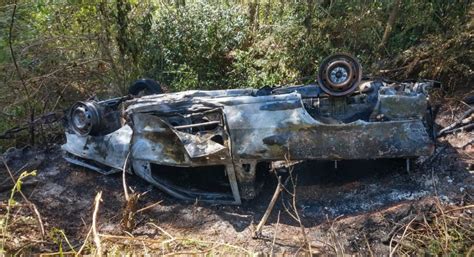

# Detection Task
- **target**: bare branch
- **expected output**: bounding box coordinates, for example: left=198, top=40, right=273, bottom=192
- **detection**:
left=270, top=210, right=281, bottom=256
left=253, top=176, right=283, bottom=238
left=8, top=0, right=35, bottom=145
left=92, top=191, right=103, bottom=256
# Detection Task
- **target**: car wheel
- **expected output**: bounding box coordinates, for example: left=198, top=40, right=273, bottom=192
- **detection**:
left=318, top=53, right=362, bottom=96
left=128, top=78, right=163, bottom=96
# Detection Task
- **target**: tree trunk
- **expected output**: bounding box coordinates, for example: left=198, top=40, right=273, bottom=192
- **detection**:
left=304, top=0, right=315, bottom=34
left=378, top=0, right=402, bottom=52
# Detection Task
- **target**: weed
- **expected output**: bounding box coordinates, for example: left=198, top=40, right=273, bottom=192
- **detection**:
left=0, top=170, right=36, bottom=253
left=390, top=201, right=473, bottom=255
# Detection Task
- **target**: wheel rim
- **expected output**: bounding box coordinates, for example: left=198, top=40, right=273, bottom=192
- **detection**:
left=318, top=53, right=362, bottom=96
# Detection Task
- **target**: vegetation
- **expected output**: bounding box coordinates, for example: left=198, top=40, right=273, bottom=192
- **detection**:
left=0, top=1, right=472, bottom=255
left=0, top=0, right=472, bottom=149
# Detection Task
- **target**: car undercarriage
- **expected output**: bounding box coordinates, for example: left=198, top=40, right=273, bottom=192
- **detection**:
left=62, top=54, right=436, bottom=204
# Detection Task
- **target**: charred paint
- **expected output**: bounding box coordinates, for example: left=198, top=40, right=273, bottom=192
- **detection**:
left=259, top=100, right=301, bottom=111
left=62, top=80, right=436, bottom=203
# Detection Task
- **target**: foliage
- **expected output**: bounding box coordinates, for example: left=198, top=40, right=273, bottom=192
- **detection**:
left=149, top=2, right=250, bottom=90
left=0, top=170, right=36, bottom=253
left=0, top=0, right=472, bottom=150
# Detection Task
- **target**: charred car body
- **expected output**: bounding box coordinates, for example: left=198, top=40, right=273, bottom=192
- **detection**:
left=62, top=54, right=435, bottom=204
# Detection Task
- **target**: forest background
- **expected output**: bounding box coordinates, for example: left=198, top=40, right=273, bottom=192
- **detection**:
left=0, top=0, right=472, bottom=150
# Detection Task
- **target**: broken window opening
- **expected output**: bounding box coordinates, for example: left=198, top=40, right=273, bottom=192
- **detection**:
left=149, top=164, right=232, bottom=194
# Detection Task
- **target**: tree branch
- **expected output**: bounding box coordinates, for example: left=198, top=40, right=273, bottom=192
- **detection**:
left=8, top=0, right=35, bottom=145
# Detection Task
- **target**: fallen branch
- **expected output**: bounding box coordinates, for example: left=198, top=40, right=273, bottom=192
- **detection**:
left=438, top=107, right=474, bottom=137
left=253, top=176, right=283, bottom=238
left=438, top=122, right=474, bottom=137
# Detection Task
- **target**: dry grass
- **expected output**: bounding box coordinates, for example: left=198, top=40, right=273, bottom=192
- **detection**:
left=0, top=201, right=254, bottom=256
left=0, top=158, right=472, bottom=255
left=389, top=200, right=473, bottom=256
left=1, top=194, right=473, bottom=255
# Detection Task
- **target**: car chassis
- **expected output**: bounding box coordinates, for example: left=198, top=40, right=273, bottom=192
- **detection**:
left=62, top=54, right=435, bottom=204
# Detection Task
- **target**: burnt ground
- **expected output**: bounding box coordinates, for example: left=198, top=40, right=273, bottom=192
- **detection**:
left=0, top=104, right=472, bottom=255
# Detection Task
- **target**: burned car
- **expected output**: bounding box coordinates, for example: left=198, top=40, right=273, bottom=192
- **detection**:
left=62, top=54, right=435, bottom=204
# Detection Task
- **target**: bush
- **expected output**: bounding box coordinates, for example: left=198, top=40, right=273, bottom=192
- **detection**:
left=0, top=0, right=472, bottom=150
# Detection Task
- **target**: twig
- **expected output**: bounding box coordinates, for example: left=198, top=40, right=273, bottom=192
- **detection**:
left=39, top=251, right=77, bottom=256
left=2, top=160, right=45, bottom=238
left=54, top=229, right=77, bottom=254
left=7, top=1, right=28, bottom=100
left=136, top=200, right=163, bottom=213
left=122, top=153, right=130, bottom=201
left=253, top=176, right=283, bottom=238
left=92, top=191, right=103, bottom=256
left=364, top=234, right=374, bottom=257
left=422, top=214, right=434, bottom=236
left=389, top=215, right=417, bottom=256
left=0, top=162, right=27, bottom=188
left=76, top=227, right=92, bottom=256
left=147, top=223, right=174, bottom=240
left=270, top=210, right=281, bottom=256
left=441, top=204, right=474, bottom=214
left=434, top=199, right=450, bottom=253
left=276, top=150, right=313, bottom=255
left=287, top=162, right=312, bottom=255
left=328, top=215, right=344, bottom=256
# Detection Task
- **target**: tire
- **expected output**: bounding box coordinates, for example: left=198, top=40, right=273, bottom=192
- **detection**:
left=317, top=53, right=362, bottom=97
left=128, top=78, right=163, bottom=96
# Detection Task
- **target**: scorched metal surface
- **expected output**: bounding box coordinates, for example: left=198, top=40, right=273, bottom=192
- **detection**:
left=62, top=54, right=435, bottom=204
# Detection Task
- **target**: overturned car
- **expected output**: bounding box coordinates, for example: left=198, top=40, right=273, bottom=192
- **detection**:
left=62, top=54, right=435, bottom=204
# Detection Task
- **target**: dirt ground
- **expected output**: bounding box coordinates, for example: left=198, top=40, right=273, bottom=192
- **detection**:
left=0, top=103, right=472, bottom=255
